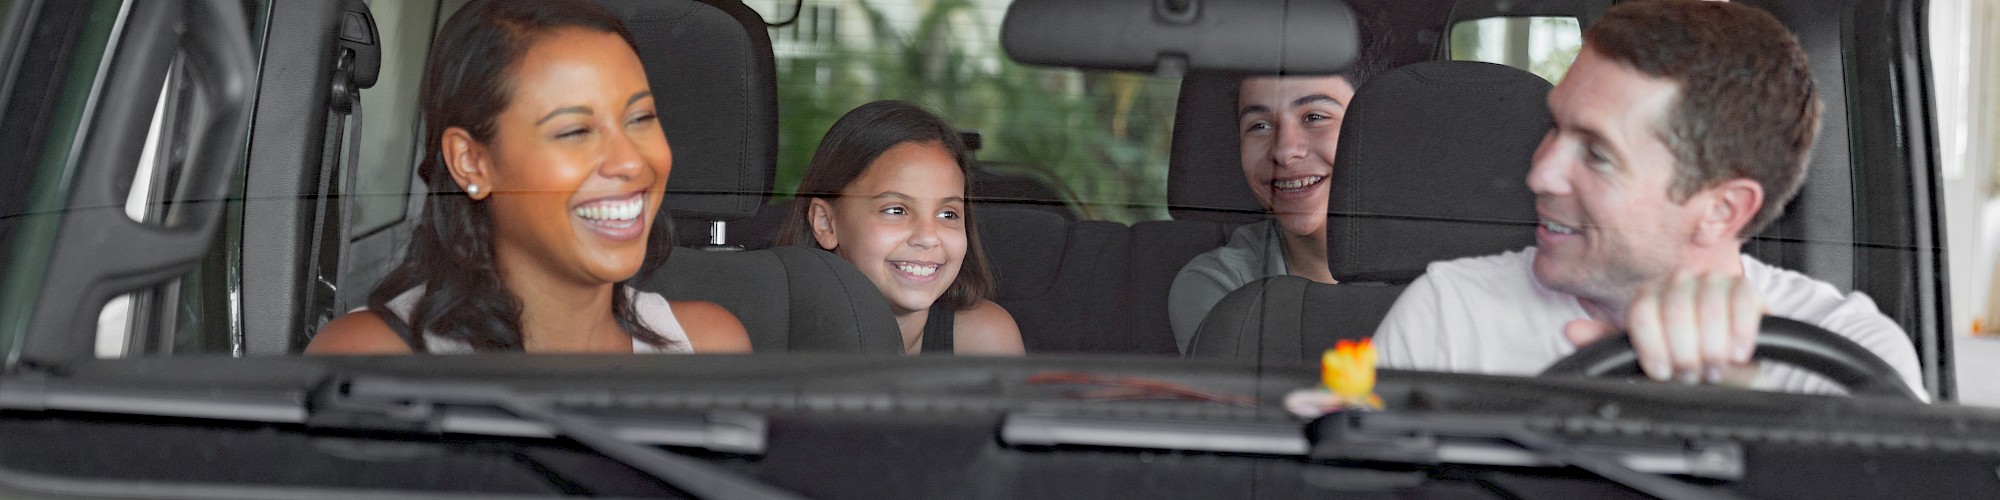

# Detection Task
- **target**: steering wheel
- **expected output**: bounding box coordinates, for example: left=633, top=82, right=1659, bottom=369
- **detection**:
left=1540, top=316, right=1919, bottom=401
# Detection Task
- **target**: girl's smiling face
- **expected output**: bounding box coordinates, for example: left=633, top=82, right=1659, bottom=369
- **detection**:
left=809, top=141, right=969, bottom=316
left=444, top=28, right=670, bottom=288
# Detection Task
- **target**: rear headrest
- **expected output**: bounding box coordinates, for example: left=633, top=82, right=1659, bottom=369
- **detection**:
left=1167, top=71, right=1265, bottom=224
left=978, top=207, right=1068, bottom=299
left=1327, top=61, right=1551, bottom=283
left=599, top=0, right=776, bottom=222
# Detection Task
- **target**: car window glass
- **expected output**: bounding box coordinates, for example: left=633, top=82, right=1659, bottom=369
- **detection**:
left=93, top=68, right=177, bottom=358
left=346, top=0, right=437, bottom=239
left=2, top=0, right=127, bottom=356
left=322, top=0, right=438, bottom=321
left=751, top=0, right=1181, bottom=223
left=90, top=0, right=273, bottom=357
left=99, top=57, right=240, bottom=358
left=1448, top=16, right=1582, bottom=84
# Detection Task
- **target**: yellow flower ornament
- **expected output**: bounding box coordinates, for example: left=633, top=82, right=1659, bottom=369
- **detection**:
left=1287, top=339, right=1384, bottom=417
left=1323, top=339, right=1384, bottom=409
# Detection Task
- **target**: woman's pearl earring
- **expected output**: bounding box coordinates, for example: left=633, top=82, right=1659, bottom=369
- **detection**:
left=467, top=184, right=480, bottom=197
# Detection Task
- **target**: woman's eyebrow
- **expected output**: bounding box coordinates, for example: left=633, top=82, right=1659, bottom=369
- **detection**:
left=870, top=191, right=914, bottom=201
left=533, top=92, right=651, bottom=126
left=536, top=106, right=590, bottom=125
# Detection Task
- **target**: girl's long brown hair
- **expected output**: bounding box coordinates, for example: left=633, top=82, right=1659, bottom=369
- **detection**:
left=777, top=100, right=995, bottom=311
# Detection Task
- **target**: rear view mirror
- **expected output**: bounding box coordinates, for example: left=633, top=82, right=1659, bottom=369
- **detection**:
left=1001, top=0, right=1359, bottom=76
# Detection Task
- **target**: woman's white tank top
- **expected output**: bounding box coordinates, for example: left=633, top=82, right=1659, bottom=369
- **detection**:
left=372, top=285, right=694, bottom=354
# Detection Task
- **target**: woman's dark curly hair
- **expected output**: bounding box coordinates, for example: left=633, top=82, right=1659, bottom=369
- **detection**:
left=366, top=0, right=676, bottom=351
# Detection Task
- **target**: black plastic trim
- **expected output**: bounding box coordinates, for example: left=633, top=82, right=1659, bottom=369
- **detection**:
left=238, top=0, right=345, bottom=356
left=21, top=0, right=255, bottom=362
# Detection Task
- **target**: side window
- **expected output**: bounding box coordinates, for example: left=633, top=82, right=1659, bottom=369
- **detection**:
left=95, top=63, right=186, bottom=358
left=86, top=0, right=272, bottom=357
left=1448, top=17, right=1582, bottom=84
left=754, top=0, right=1182, bottom=223
left=329, top=0, right=441, bottom=316
left=349, top=0, right=438, bottom=240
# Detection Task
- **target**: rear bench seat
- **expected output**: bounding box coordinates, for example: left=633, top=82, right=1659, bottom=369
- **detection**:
left=979, top=208, right=1141, bottom=353
left=974, top=71, right=1256, bottom=356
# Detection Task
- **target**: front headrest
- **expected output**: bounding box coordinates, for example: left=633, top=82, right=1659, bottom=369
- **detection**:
left=1167, top=71, right=1265, bottom=224
left=599, top=0, right=776, bottom=222
left=1327, top=61, right=1551, bottom=283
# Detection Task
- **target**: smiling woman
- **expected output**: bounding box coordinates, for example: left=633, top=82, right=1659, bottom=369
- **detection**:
left=306, top=0, right=749, bottom=354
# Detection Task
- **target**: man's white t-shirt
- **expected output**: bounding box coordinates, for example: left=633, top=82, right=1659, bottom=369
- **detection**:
left=1373, top=247, right=1925, bottom=398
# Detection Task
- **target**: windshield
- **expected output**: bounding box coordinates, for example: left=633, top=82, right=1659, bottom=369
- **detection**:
left=0, top=0, right=1992, bottom=496
left=0, top=0, right=1982, bottom=393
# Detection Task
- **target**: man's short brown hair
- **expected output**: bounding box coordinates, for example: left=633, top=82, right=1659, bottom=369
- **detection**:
left=1585, top=0, right=1822, bottom=237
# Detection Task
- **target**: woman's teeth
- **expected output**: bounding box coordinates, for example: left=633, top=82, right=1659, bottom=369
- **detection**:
left=575, top=197, right=643, bottom=224
left=895, top=263, right=938, bottom=277
left=1540, top=219, right=1579, bottom=235
left=1273, top=176, right=1325, bottom=190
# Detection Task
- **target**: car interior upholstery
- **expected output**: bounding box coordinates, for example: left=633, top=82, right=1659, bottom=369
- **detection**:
left=971, top=70, right=1265, bottom=356
left=596, top=0, right=778, bottom=251
left=600, top=0, right=902, bottom=353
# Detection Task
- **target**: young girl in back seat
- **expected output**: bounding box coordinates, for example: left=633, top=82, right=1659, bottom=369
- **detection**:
left=779, top=101, right=1025, bottom=355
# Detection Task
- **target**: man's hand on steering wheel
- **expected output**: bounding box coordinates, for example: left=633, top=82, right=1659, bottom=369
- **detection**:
left=1563, top=271, right=1767, bottom=385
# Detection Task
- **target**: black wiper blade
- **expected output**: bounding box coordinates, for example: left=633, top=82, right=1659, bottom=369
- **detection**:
left=1311, top=411, right=1743, bottom=500
left=311, top=375, right=804, bottom=500
left=0, top=367, right=767, bottom=454
left=0, top=370, right=307, bottom=423
left=1002, top=410, right=1309, bottom=455
left=999, top=407, right=1744, bottom=499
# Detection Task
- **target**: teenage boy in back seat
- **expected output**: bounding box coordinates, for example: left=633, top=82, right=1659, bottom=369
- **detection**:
left=1372, top=0, right=1922, bottom=397
left=1167, top=36, right=1392, bottom=353
left=1167, top=74, right=1352, bottom=354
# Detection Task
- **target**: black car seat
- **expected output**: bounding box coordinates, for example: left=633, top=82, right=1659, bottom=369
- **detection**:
left=651, top=245, right=902, bottom=353
left=976, top=70, right=1261, bottom=356
left=962, top=131, right=1082, bottom=221
left=1187, top=61, right=1551, bottom=365
left=605, top=0, right=901, bottom=353
left=597, top=0, right=776, bottom=251
left=970, top=162, right=1081, bottom=221
left=1162, top=71, right=1273, bottom=227
left=980, top=206, right=1146, bottom=353
left=1132, top=70, right=1271, bottom=355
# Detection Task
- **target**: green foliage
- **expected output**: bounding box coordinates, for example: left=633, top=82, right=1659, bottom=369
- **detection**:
left=1445, top=17, right=1581, bottom=85
left=1528, top=17, right=1581, bottom=84
left=770, top=0, right=1179, bottom=223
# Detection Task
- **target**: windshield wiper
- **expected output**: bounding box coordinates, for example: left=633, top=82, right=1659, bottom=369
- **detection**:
left=0, top=366, right=769, bottom=454
left=0, top=364, right=795, bottom=498
left=1000, top=408, right=1744, bottom=500
left=310, top=375, right=804, bottom=500
left=1308, top=411, right=1742, bottom=500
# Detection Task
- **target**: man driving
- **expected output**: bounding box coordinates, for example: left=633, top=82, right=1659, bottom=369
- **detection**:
left=1372, top=0, right=1924, bottom=397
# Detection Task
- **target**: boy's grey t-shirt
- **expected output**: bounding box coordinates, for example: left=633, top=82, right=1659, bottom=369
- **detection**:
left=1169, top=219, right=1290, bottom=353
